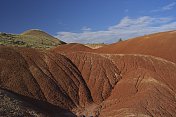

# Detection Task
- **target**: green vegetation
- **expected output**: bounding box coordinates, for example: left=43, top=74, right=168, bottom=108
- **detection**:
left=118, top=38, right=123, bottom=42
left=0, top=30, right=66, bottom=49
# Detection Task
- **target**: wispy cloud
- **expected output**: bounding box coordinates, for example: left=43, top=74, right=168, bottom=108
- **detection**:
left=81, top=26, right=91, bottom=32
left=163, top=2, right=176, bottom=10
left=55, top=16, right=176, bottom=44
left=124, top=9, right=129, bottom=13
left=151, top=2, right=176, bottom=12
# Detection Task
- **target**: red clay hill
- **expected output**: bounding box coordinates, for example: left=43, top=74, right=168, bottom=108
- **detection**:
left=51, top=43, right=93, bottom=53
left=95, top=30, right=176, bottom=63
left=1, top=30, right=176, bottom=116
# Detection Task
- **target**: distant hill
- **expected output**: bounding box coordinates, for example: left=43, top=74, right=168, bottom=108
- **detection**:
left=84, top=43, right=106, bottom=49
left=0, top=29, right=66, bottom=49
left=95, top=30, right=176, bottom=63
left=51, top=43, right=93, bottom=53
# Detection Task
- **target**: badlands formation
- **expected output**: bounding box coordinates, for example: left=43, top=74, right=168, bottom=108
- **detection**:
left=1, top=30, right=176, bottom=116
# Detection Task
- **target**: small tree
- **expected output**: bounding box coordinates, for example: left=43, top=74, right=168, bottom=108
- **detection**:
left=118, top=38, right=122, bottom=42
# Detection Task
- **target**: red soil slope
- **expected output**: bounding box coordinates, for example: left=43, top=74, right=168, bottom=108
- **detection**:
left=0, top=46, right=92, bottom=111
left=0, top=87, right=76, bottom=117
left=65, top=52, right=122, bottom=103
left=51, top=43, right=92, bottom=53
left=96, top=30, right=176, bottom=63
left=99, top=54, right=176, bottom=116
left=1, top=30, right=176, bottom=116
left=64, top=52, right=176, bottom=116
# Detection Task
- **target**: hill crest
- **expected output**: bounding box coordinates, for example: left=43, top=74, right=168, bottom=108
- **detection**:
left=0, top=29, right=66, bottom=49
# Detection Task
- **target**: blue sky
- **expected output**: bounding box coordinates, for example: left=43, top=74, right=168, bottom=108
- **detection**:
left=0, top=0, right=176, bottom=43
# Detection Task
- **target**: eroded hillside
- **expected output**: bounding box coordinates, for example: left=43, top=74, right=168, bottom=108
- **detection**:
left=1, top=30, right=176, bottom=117
left=64, top=52, right=176, bottom=116
left=95, top=30, right=176, bottom=63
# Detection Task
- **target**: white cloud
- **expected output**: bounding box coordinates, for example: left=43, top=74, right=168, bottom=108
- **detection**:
left=163, top=2, right=176, bottom=10
left=151, top=2, right=176, bottom=12
left=55, top=16, right=176, bottom=44
left=81, top=26, right=91, bottom=32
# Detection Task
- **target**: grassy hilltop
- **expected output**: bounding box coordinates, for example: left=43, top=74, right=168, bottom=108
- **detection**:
left=0, top=29, right=66, bottom=49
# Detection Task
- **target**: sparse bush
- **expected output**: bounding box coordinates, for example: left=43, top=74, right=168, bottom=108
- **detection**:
left=0, top=32, right=7, bottom=36
left=13, top=40, right=25, bottom=45
left=118, top=38, right=123, bottom=42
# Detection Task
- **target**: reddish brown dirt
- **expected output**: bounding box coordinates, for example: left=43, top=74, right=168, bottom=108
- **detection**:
left=0, top=87, right=76, bottom=117
left=99, top=54, right=176, bottom=117
left=64, top=52, right=176, bottom=117
left=1, top=30, right=176, bottom=117
left=65, top=52, right=122, bottom=104
left=95, top=30, right=176, bottom=63
left=51, top=43, right=93, bottom=53
left=0, top=46, right=92, bottom=111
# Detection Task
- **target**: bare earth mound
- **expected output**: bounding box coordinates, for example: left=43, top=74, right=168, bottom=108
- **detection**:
left=51, top=43, right=92, bottom=53
left=0, top=45, right=92, bottom=116
left=96, top=30, right=176, bottom=63
left=99, top=54, right=176, bottom=117
left=64, top=52, right=176, bottom=117
left=1, top=30, right=176, bottom=117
